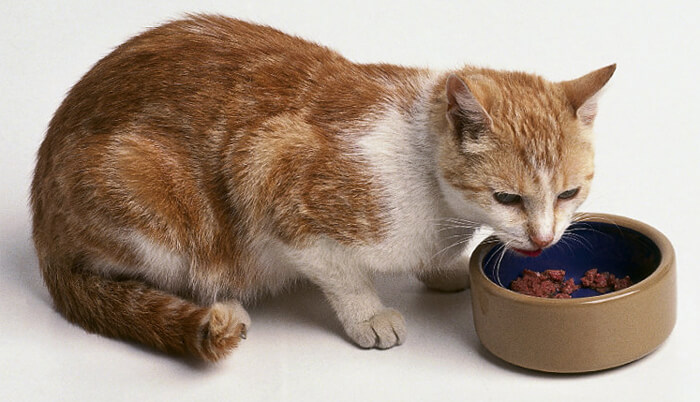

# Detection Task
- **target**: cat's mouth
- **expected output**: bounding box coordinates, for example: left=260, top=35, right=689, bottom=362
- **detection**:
left=512, top=248, right=543, bottom=257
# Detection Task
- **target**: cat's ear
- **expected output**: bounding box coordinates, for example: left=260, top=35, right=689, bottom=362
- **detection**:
left=561, top=64, right=616, bottom=126
left=445, top=74, right=493, bottom=140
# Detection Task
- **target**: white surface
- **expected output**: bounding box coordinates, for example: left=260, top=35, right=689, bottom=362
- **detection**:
left=1, top=1, right=699, bottom=401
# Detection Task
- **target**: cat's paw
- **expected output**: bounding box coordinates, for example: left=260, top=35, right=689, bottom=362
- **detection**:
left=198, top=301, right=251, bottom=362
left=418, top=267, right=470, bottom=292
left=346, top=308, right=406, bottom=349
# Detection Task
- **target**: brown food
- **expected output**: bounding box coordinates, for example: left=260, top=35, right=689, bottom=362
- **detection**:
left=510, top=268, right=633, bottom=298
left=509, top=269, right=580, bottom=298
left=580, top=268, right=633, bottom=293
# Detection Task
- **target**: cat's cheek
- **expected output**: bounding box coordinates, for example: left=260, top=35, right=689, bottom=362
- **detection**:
left=489, top=207, right=529, bottom=245
left=437, top=176, right=489, bottom=220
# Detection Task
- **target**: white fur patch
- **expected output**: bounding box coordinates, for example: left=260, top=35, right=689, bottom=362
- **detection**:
left=84, top=231, right=189, bottom=296
left=247, top=236, right=303, bottom=296
left=349, top=72, right=459, bottom=271
left=126, top=232, right=188, bottom=291
left=533, top=168, right=555, bottom=240
left=274, top=71, right=477, bottom=276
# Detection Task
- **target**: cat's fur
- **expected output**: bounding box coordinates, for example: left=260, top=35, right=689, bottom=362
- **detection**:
left=31, top=15, right=615, bottom=361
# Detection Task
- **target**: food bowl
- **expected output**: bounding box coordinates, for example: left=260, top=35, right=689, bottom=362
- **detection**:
left=469, top=213, right=676, bottom=373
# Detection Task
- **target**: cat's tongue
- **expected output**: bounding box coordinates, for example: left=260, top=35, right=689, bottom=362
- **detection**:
left=513, top=248, right=543, bottom=257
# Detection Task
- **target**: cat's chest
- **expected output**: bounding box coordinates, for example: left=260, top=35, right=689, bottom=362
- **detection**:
left=347, top=106, right=460, bottom=270
left=353, top=165, right=466, bottom=271
left=369, top=197, right=472, bottom=271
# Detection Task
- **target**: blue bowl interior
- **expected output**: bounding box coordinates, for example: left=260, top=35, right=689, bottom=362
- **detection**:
left=482, top=221, right=661, bottom=298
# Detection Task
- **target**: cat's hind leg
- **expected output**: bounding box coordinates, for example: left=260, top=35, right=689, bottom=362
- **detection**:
left=200, top=300, right=251, bottom=361
left=38, top=249, right=251, bottom=362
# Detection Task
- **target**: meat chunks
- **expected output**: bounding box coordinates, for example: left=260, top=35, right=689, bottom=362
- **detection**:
left=509, top=268, right=632, bottom=298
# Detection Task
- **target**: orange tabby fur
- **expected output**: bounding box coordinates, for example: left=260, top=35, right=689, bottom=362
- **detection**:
left=31, top=14, right=614, bottom=360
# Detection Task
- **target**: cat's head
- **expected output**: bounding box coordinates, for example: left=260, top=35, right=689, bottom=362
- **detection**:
left=435, top=65, right=615, bottom=256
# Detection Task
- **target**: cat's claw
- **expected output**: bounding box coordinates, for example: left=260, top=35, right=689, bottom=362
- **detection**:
left=198, top=301, right=251, bottom=361
left=347, top=308, right=406, bottom=349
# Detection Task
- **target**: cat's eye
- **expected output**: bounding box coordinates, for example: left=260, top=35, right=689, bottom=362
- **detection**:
left=493, top=192, right=522, bottom=205
left=558, top=188, right=580, bottom=200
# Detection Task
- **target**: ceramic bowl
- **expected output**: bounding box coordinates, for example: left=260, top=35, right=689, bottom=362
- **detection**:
left=469, top=213, right=676, bottom=373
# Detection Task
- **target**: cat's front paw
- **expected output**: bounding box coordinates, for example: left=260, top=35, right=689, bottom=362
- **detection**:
left=418, top=258, right=471, bottom=292
left=346, top=308, right=406, bottom=349
left=418, top=268, right=470, bottom=292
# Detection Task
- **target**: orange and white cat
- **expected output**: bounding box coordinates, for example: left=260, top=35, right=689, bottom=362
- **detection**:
left=31, top=15, right=614, bottom=361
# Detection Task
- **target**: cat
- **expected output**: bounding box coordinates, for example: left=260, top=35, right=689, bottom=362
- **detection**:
left=31, top=14, right=615, bottom=361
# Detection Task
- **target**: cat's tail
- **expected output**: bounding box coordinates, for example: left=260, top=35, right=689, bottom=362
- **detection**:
left=39, top=255, right=249, bottom=362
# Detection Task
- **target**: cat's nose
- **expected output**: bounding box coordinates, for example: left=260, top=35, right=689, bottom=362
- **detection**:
left=530, top=233, right=554, bottom=248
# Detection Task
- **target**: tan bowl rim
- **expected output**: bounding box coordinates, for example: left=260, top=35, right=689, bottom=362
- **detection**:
left=471, top=212, right=675, bottom=306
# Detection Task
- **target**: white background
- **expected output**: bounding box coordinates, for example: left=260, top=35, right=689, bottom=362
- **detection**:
left=1, top=1, right=699, bottom=401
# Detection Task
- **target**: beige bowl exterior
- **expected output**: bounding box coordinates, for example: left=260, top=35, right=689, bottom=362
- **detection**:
left=469, top=213, right=676, bottom=373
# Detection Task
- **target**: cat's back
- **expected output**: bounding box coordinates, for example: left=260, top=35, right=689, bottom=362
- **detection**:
left=34, top=16, right=338, bottom=256
left=47, top=15, right=345, bottom=137
left=32, top=15, right=423, bottom=260
left=45, top=14, right=420, bottom=144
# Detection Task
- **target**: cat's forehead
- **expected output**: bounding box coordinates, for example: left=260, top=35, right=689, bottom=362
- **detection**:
left=486, top=135, right=594, bottom=193
left=490, top=113, right=569, bottom=171
left=478, top=75, right=579, bottom=169
left=487, top=80, right=567, bottom=134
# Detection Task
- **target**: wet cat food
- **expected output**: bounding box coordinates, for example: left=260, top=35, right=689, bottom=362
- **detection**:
left=510, top=268, right=632, bottom=298
left=509, top=269, right=580, bottom=299
left=580, top=268, right=633, bottom=293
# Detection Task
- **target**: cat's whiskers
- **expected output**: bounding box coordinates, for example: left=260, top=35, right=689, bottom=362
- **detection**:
left=562, top=227, right=595, bottom=248
left=556, top=236, right=575, bottom=254
left=431, top=236, right=473, bottom=263
left=494, top=240, right=514, bottom=287
left=566, top=225, right=614, bottom=241
left=440, top=232, right=477, bottom=242
left=434, top=225, right=478, bottom=234
left=561, top=232, right=594, bottom=253
left=432, top=221, right=480, bottom=232
left=483, top=243, right=505, bottom=276
left=432, top=217, right=481, bottom=225
left=573, top=213, right=622, bottom=234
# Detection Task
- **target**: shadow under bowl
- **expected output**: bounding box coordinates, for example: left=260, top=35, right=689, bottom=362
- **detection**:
left=469, top=213, right=676, bottom=373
